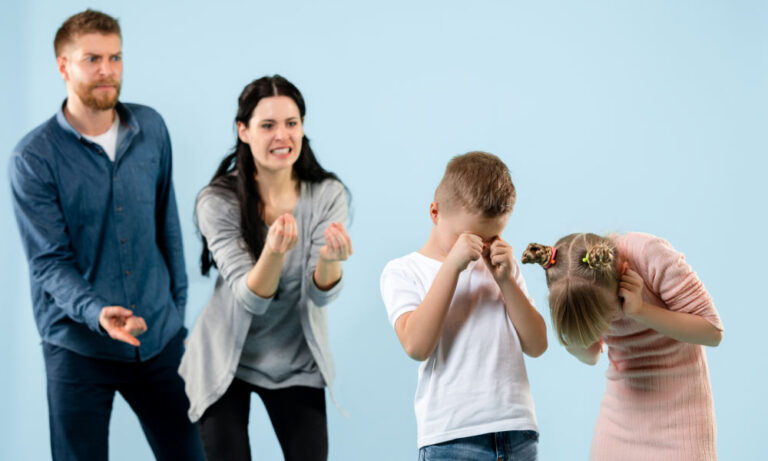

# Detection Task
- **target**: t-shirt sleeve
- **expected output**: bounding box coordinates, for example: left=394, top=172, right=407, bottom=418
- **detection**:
left=380, top=261, right=423, bottom=328
left=637, top=236, right=723, bottom=331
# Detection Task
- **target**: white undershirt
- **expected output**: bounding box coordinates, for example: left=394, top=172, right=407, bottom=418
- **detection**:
left=380, top=252, right=539, bottom=448
left=82, top=114, right=120, bottom=162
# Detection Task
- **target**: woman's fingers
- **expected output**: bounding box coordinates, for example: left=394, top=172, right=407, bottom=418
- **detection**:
left=322, top=224, right=353, bottom=261
left=269, top=214, right=299, bottom=253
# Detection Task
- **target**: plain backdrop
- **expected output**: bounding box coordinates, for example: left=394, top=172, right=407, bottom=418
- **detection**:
left=1, top=1, right=766, bottom=460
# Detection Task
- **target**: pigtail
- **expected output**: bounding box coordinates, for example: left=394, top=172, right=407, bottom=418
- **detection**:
left=522, top=243, right=557, bottom=269
left=582, top=241, right=617, bottom=277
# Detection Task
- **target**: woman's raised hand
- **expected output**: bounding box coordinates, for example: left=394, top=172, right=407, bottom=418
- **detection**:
left=265, top=214, right=299, bottom=255
left=318, top=222, right=353, bottom=262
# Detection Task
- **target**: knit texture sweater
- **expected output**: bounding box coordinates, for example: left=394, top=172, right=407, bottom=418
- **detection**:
left=591, top=232, right=722, bottom=461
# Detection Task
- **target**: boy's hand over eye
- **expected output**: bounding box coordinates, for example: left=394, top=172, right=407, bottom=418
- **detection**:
left=483, top=238, right=514, bottom=281
left=447, top=233, right=483, bottom=272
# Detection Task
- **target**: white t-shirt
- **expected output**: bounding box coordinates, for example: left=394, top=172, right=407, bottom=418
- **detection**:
left=380, top=252, right=538, bottom=448
left=82, top=114, right=120, bottom=162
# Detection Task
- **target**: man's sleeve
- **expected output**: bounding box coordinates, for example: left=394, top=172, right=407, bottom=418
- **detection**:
left=155, top=124, right=188, bottom=319
left=9, top=151, right=107, bottom=333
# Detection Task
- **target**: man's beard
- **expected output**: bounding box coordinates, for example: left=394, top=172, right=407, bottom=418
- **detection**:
left=76, top=79, right=122, bottom=110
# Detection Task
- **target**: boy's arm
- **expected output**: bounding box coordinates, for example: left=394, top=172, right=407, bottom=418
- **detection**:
left=497, top=276, right=548, bottom=357
left=393, top=233, right=483, bottom=361
left=486, top=239, right=548, bottom=357
left=394, top=263, right=461, bottom=361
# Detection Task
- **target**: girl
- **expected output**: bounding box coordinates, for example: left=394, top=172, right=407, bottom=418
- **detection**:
left=179, top=75, right=352, bottom=461
left=523, top=232, right=722, bottom=461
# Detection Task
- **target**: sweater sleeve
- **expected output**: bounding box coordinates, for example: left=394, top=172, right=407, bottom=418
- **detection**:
left=196, top=189, right=273, bottom=315
left=305, top=180, right=348, bottom=307
left=637, top=235, right=723, bottom=331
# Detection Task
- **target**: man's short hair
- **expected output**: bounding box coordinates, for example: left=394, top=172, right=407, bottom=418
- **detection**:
left=54, top=9, right=121, bottom=57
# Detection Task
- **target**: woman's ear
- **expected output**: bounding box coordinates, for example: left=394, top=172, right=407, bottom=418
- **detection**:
left=236, top=121, right=249, bottom=144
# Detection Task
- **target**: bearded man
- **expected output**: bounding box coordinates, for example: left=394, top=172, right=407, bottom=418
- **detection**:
left=9, top=9, right=204, bottom=461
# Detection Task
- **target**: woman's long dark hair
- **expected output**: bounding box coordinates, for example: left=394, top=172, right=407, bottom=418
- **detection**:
left=199, top=75, right=342, bottom=276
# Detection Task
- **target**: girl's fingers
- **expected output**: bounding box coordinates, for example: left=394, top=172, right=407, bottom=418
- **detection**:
left=619, top=261, right=629, bottom=276
left=625, top=276, right=643, bottom=290
left=619, top=281, right=637, bottom=292
left=618, top=288, right=629, bottom=301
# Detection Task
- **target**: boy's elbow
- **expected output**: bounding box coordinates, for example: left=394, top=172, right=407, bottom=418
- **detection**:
left=403, top=342, right=430, bottom=362
left=524, top=338, right=548, bottom=358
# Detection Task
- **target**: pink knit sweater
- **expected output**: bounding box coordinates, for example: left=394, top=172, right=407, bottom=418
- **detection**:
left=591, top=233, right=723, bottom=461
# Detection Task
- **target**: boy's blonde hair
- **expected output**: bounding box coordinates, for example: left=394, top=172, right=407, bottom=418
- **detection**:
left=522, top=233, right=619, bottom=347
left=435, top=151, right=516, bottom=217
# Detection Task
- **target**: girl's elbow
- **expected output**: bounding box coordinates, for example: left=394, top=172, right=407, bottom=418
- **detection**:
left=708, top=328, right=723, bottom=347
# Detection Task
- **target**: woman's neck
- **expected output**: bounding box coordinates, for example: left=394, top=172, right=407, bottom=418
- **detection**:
left=256, top=168, right=299, bottom=224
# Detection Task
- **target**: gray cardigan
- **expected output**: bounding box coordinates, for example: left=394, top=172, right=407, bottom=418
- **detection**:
left=179, top=179, right=347, bottom=421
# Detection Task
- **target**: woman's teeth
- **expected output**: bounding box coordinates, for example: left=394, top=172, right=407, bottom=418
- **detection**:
left=271, top=148, right=291, bottom=155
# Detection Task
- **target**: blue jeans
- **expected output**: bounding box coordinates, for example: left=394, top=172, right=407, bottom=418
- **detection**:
left=43, top=331, right=205, bottom=461
left=419, top=430, right=539, bottom=461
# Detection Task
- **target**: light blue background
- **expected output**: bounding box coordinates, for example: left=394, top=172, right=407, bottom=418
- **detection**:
left=2, top=1, right=766, bottom=460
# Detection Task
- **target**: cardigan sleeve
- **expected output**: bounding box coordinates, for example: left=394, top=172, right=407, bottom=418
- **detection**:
left=305, top=179, right=348, bottom=307
left=196, top=188, right=273, bottom=315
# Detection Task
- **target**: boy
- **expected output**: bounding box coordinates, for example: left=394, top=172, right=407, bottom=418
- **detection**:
left=380, top=151, right=547, bottom=460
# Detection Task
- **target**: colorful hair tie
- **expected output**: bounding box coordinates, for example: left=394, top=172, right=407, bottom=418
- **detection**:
left=582, top=252, right=590, bottom=264
left=543, top=248, right=557, bottom=269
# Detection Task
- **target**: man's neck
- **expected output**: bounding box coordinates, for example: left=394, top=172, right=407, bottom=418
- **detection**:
left=63, top=96, right=116, bottom=137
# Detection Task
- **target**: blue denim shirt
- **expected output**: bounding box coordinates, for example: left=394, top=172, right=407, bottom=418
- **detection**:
left=9, top=101, right=187, bottom=362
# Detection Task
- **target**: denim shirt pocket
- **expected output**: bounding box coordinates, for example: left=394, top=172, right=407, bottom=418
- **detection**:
left=123, top=158, right=159, bottom=206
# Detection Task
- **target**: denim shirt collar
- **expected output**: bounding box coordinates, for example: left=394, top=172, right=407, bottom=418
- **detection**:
left=54, top=99, right=141, bottom=161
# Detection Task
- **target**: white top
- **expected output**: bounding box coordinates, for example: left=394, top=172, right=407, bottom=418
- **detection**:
left=82, top=114, right=120, bottom=161
left=380, top=252, right=538, bottom=448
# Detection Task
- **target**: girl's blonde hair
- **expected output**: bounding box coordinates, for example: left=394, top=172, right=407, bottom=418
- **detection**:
left=522, top=233, right=619, bottom=347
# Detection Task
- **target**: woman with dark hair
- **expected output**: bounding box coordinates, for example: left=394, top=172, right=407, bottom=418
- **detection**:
left=179, top=75, right=352, bottom=461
